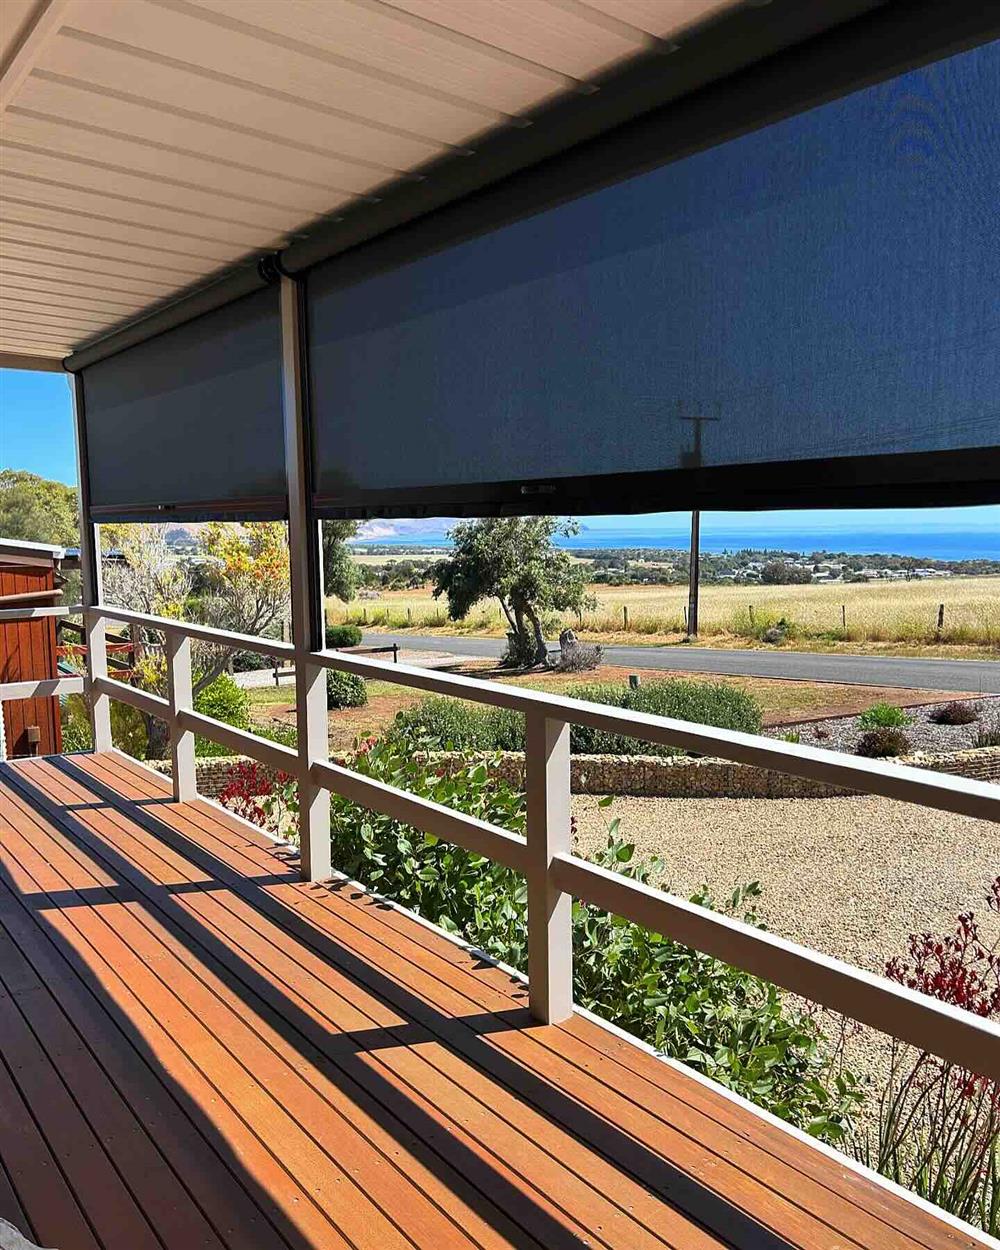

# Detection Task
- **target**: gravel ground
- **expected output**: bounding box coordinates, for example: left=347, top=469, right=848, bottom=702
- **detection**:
left=765, top=695, right=1000, bottom=753
left=572, top=793, right=999, bottom=976
left=572, top=792, right=999, bottom=1096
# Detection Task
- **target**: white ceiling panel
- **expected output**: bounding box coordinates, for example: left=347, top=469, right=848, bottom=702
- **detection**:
left=0, top=0, right=744, bottom=365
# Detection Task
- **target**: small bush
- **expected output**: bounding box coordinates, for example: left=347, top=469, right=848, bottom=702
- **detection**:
left=390, top=678, right=762, bottom=758
left=856, top=727, right=911, bottom=758
left=565, top=679, right=762, bottom=756
left=929, top=700, right=978, bottom=726
left=552, top=636, right=603, bottom=672
left=256, top=720, right=298, bottom=749
left=326, top=623, right=362, bottom=649
left=326, top=668, right=368, bottom=709
left=857, top=702, right=912, bottom=730
left=762, top=617, right=794, bottom=644
left=231, top=649, right=274, bottom=672
left=193, top=673, right=251, bottom=757
left=389, top=697, right=522, bottom=751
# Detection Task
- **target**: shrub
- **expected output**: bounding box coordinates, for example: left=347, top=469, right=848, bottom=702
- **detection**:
left=929, top=700, right=979, bottom=726
left=854, top=880, right=1000, bottom=1233
left=326, top=668, right=368, bottom=709
left=231, top=649, right=274, bottom=672
left=762, top=617, right=794, bottom=644
left=326, top=623, right=362, bottom=649
left=564, top=679, right=762, bottom=756
left=857, top=702, right=912, bottom=730
left=389, top=696, right=522, bottom=751
left=61, top=693, right=93, bottom=752
left=550, top=635, right=605, bottom=675
left=193, top=672, right=252, bottom=757
left=256, top=720, right=298, bottom=749
left=855, top=727, right=910, bottom=758
left=317, top=738, right=861, bottom=1141
left=390, top=679, right=763, bottom=757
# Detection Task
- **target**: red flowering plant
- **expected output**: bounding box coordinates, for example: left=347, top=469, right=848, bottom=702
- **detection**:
left=858, top=877, right=1000, bottom=1233
left=218, top=759, right=297, bottom=838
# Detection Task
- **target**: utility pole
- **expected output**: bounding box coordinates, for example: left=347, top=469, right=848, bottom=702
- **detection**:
left=687, top=510, right=700, bottom=637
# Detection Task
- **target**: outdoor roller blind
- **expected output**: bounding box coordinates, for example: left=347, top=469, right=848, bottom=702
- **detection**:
left=81, top=288, right=285, bottom=521
left=307, top=40, right=999, bottom=515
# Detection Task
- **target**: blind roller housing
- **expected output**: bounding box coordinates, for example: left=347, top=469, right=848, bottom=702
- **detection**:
left=307, top=42, right=999, bottom=516
left=82, top=288, right=285, bottom=522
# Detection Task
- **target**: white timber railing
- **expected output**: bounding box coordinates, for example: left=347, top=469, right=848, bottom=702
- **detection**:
left=2, top=599, right=998, bottom=1085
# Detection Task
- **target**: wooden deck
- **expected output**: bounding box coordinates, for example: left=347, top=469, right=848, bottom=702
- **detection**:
left=0, top=751, right=984, bottom=1250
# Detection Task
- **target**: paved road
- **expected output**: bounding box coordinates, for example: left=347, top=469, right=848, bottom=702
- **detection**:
left=361, top=632, right=1000, bottom=693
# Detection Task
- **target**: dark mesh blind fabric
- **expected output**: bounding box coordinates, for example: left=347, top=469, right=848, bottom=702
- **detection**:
left=307, top=42, right=999, bottom=512
left=82, top=288, right=285, bottom=520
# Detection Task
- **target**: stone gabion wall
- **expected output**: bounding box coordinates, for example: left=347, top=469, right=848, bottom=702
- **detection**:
left=151, top=745, right=1000, bottom=801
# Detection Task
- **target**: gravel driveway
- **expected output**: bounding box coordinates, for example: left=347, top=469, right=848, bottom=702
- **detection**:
left=572, top=793, right=999, bottom=981
left=572, top=792, right=999, bottom=1096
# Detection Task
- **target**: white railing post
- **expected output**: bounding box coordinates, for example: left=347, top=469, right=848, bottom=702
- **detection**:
left=280, top=272, right=331, bottom=882
left=525, top=711, right=573, bottom=1024
left=165, top=630, right=196, bottom=801
left=72, top=372, right=112, bottom=752
left=84, top=608, right=112, bottom=752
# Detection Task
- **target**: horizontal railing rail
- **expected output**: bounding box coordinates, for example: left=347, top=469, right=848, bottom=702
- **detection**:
left=0, top=604, right=82, bottom=623
left=0, top=676, right=85, bottom=701
left=33, top=602, right=1000, bottom=1079
left=315, top=648, right=1000, bottom=824
left=0, top=606, right=87, bottom=707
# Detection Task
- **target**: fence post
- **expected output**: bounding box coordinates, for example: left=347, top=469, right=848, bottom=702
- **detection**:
left=165, top=630, right=196, bottom=801
left=937, top=603, right=945, bottom=632
left=841, top=604, right=846, bottom=630
left=525, top=712, right=573, bottom=1024
left=622, top=605, right=629, bottom=631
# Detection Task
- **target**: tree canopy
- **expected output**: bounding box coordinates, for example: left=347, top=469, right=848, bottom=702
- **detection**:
left=0, top=469, right=78, bottom=547
left=322, top=519, right=359, bottom=602
left=431, top=517, right=591, bottom=666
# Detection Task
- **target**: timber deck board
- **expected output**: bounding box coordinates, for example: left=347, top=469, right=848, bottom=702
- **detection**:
left=0, top=750, right=984, bottom=1250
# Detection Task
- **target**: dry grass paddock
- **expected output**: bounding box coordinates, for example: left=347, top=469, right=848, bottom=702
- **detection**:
left=330, top=575, right=1000, bottom=650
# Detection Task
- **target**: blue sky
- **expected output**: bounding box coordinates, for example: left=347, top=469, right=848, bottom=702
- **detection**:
left=2, top=367, right=997, bottom=546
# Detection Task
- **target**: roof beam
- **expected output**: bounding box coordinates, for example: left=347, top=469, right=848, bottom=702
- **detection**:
left=0, top=350, right=65, bottom=371
left=0, top=0, right=73, bottom=112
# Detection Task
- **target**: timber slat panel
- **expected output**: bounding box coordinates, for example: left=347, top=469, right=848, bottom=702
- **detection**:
left=0, top=752, right=987, bottom=1250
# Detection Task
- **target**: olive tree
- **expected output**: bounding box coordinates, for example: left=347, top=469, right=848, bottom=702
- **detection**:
left=431, top=518, right=592, bottom=667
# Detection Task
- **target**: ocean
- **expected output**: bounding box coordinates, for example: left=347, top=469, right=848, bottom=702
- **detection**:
left=356, top=529, right=1000, bottom=560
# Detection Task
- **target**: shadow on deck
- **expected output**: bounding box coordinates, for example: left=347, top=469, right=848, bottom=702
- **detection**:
left=0, top=750, right=982, bottom=1250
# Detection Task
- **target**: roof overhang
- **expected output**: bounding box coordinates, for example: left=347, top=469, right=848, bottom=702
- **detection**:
left=2, top=0, right=948, bottom=370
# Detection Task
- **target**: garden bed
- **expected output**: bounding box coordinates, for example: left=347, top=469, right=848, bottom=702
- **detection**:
left=767, top=695, right=1000, bottom=754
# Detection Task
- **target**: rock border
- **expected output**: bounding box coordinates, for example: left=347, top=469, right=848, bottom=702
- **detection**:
left=150, top=744, right=1000, bottom=801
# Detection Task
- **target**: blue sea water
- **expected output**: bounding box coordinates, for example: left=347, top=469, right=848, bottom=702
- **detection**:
left=359, top=529, right=1000, bottom=560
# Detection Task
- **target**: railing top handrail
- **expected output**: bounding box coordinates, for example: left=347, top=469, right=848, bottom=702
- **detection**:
left=88, top=604, right=294, bottom=658
left=317, top=648, right=1000, bottom=825
left=82, top=603, right=1000, bottom=825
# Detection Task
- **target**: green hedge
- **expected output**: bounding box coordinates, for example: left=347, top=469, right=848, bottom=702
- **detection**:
left=194, top=673, right=251, bottom=757
left=327, top=668, right=368, bottom=709
left=326, top=623, right=363, bottom=648
left=389, top=678, right=762, bottom=757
